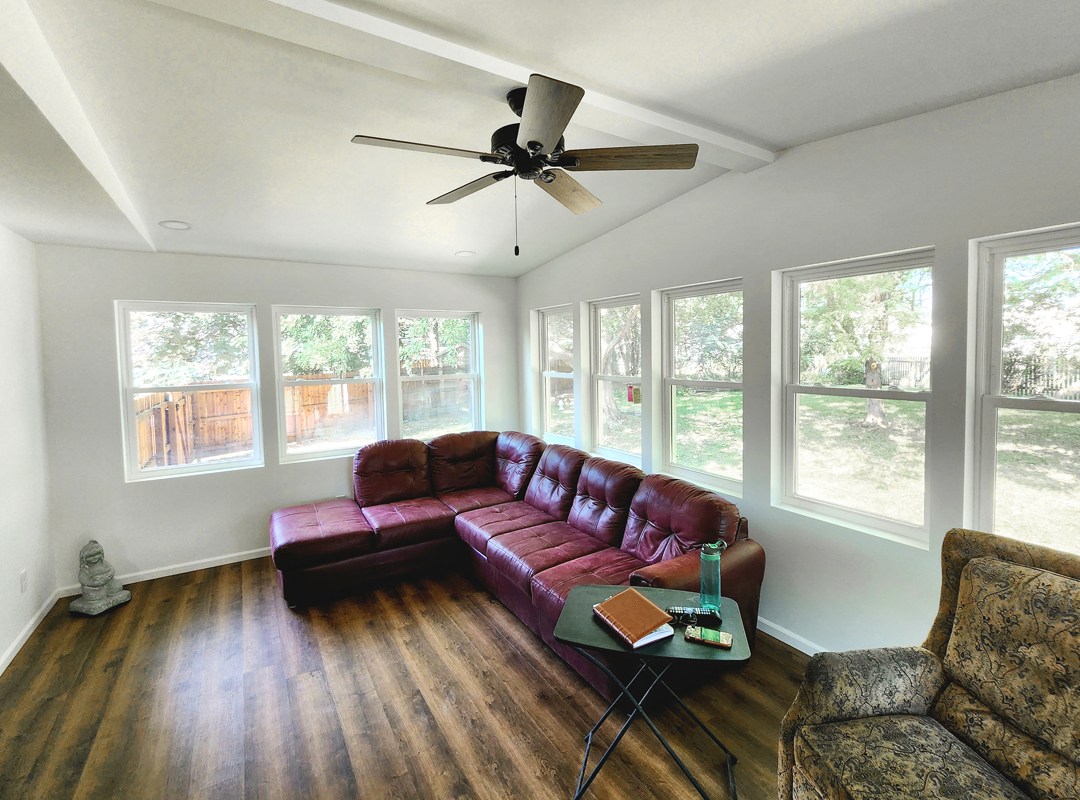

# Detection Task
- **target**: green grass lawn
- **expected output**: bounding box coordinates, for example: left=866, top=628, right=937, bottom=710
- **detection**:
left=671, top=388, right=742, bottom=480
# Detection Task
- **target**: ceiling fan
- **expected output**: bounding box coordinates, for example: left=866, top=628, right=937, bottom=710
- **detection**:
left=351, top=74, right=699, bottom=217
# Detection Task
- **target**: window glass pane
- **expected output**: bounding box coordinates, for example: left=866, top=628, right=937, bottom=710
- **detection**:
left=545, top=376, right=574, bottom=437
left=402, top=378, right=474, bottom=440
left=993, top=409, right=1080, bottom=553
left=597, top=304, right=641, bottom=377
left=597, top=380, right=641, bottom=455
left=673, top=293, right=742, bottom=382
left=799, top=268, right=932, bottom=390
left=795, top=394, right=925, bottom=525
left=280, top=314, right=373, bottom=380
left=544, top=311, right=574, bottom=373
left=399, top=316, right=473, bottom=376
left=1000, top=247, right=1080, bottom=399
left=284, top=383, right=377, bottom=455
left=134, top=389, right=254, bottom=469
left=130, top=310, right=250, bottom=386
left=671, top=387, right=742, bottom=480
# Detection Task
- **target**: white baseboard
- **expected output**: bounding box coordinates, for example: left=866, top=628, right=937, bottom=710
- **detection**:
left=1, top=546, right=272, bottom=680
left=0, top=588, right=63, bottom=679
left=758, top=616, right=824, bottom=656
left=55, top=546, right=272, bottom=597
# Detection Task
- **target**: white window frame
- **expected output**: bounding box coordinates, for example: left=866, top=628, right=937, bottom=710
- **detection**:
left=780, top=248, right=934, bottom=544
left=272, top=305, right=385, bottom=463
left=115, top=300, right=263, bottom=482
left=539, top=305, right=575, bottom=444
left=590, top=295, right=643, bottom=466
left=396, top=310, right=482, bottom=437
left=974, top=225, right=1080, bottom=533
left=662, top=279, right=743, bottom=494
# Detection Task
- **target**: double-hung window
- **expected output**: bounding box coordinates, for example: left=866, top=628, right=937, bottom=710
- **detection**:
left=663, top=281, right=743, bottom=488
left=116, top=300, right=262, bottom=480
left=976, top=228, right=1080, bottom=554
left=539, top=306, right=575, bottom=441
left=398, top=312, right=481, bottom=440
left=591, top=298, right=642, bottom=459
left=273, top=306, right=383, bottom=461
left=781, top=250, right=933, bottom=542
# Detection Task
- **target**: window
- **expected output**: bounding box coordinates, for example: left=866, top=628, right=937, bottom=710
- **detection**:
left=781, top=250, right=933, bottom=540
left=976, top=228, right=1080, bottom=554
left=591, top=298, right=642, bottom=458
left=273, top=306, right=383, bottom=461
left=663, top=282, right=743, bottom=487
left=539, top=306, right=575, bottom=441
left=398, top=312, right=480, bottom=440
left=116, top=301, right=262, bottom=480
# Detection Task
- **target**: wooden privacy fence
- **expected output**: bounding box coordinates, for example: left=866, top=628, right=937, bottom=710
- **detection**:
left=285, top=381, right=376, bottom=446
left=135, top=389, right=252, bottom=468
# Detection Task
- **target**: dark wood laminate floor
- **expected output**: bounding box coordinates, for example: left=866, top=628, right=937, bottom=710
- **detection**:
left=0, top=557, right=808, bottom=800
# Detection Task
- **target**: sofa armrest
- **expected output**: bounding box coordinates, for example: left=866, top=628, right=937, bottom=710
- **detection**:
left=629, top=537, right=763, bottom=591
left=778, top=646, right=946, bottom=800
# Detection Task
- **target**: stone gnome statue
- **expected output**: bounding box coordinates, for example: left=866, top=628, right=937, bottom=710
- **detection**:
left=69, top=540, right=131, bottom=615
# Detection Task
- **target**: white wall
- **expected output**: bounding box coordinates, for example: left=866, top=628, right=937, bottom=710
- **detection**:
left=517, top=74, right=1080, bottom=653
left=0, top=224, right=53, bottom=672
left=36, top=247, right=519, bottom=589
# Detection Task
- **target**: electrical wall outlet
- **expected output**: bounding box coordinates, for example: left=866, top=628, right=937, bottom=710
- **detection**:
left=19, top=569, right=28, bottom=594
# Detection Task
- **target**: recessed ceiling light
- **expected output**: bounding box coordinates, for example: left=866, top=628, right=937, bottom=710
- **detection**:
left=159, top=220, right=192, bottom=231
left=455, top=250, right=476, bottom=258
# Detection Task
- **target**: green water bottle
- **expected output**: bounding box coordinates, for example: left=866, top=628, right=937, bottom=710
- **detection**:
left=699, top=541, right=726, bottom=611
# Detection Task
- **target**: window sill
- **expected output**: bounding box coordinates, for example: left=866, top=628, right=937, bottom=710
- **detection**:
left=660, top=465, right=742, bottom=500
left=125, top=460, right=265, bottom=483
left=591, top=446, right=642, bottom=469
left=279, top=448, right=362, bottom=465
left=773, top=500, right=930, bottom=551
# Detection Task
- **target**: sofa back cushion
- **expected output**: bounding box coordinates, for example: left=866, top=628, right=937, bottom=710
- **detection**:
left=944, top=556, right=1080, bottom=762
left=428, top=431, right=499, bottom=495
left=523, top=444, right=588, bottom=520
left=353, top=439, right=430, bottom=507
left=495, top=431, right=546, bottom=499
left=620, top=475, right=741, bottom=564
left=567, top=458, right=645, bottom=545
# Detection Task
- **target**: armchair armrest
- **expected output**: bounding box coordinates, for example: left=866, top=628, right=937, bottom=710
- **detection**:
left=778, top=646, right=945, bottom=800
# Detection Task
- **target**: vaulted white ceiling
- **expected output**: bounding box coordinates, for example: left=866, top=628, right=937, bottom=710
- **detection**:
left=2, top=0, right=1080, bottom=277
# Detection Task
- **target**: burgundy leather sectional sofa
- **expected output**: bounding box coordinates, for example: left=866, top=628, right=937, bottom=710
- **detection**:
left=269, top=430, right=766, bottom=691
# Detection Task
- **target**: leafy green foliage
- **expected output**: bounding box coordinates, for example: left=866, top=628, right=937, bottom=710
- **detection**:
left=398, top=316, right=473, bottom=376
left=673, top=292, right=742, bottom=381
left=598, top=304, right=640, bottom=377
left=130, top=311, right=250, bottom=386
left=280, top=314, right=372, bottom=379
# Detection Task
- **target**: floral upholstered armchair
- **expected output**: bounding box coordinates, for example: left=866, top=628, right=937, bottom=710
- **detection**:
left=779, top=528, right=1080, bottom=800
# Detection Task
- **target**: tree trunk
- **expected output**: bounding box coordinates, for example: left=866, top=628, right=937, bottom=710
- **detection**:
left=863, top=357, right=887, bottom=426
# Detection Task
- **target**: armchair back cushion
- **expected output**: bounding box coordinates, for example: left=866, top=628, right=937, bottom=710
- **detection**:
left=523, top=444, right=589, bottom=520
left=943, top=557, right=1080, bottom=761
left=567, top=458, right=645, bottom=546
left=495, top=431, right=546, bottom=498
left=620, top=475, right=740, bottom=565
left=353, top=439, right=430, bottom=507
left=428, top=431, right=499, bottom=495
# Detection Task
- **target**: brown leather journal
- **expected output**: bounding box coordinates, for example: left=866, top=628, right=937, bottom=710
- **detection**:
left=592, top=588, right=674, bottom=648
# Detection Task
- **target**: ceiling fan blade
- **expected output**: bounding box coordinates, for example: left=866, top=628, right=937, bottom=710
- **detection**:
left=534, top=169, right=602, bottom=215
left=516, top=74, right=585, bottom=156
left=352, top=134, right=501, bottom=162
left=427, top=171, right=513, bottom=205
left=560, top=144, right=699, bottom=171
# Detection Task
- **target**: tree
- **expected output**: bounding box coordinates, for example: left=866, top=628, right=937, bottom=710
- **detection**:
left=597, top=305, right=641, bottom=439
left=129, top=310, right=250, bottom=386
left=279, top=314, right=372, bottom=378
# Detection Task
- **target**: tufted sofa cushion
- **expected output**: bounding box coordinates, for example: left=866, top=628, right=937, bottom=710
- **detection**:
left=428, top=431, right=499, bottom=494
left=523, top=444, right=589, bottom=520
left=567, top=458, right=644, bottom=546
left=353, top=439, right=430, bottom=507
left=944, top=557, right=1080, bottom=763
left=620, top=474, right=741, bottom=564
left=495, top=431, right=546, bottom=498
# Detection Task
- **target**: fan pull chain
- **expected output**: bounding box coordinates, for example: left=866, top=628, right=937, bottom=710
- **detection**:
left=514, top=178, right=520, bottom=256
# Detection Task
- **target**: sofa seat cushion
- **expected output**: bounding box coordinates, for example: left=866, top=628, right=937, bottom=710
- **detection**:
left=454, top=501, right=556, bottom=556
left=270, top=499, right=375, bottom=570
left=794, top=715, right=1026, bottom=800
left=487, top=522, right=609, bottom=596
left=361, top=497, right=456, bottom=550
left=437, top=486, right=514, bottom=515
left=530, top=548, right=647, bottom=626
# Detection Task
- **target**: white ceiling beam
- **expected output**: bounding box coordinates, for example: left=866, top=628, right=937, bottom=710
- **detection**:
left=0, top=0, right=156, bottom=248
left=147, top=0, right=776, bottom=171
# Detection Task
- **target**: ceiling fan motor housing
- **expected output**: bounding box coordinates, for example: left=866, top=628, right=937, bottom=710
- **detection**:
left=491, top=123, right=564, bottom=180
